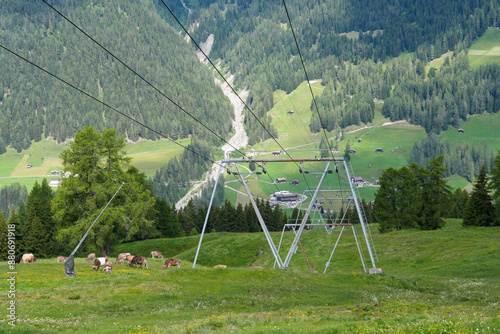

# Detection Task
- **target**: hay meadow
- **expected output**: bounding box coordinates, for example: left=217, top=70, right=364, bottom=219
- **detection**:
left=1, top=219, right=498, bottom=333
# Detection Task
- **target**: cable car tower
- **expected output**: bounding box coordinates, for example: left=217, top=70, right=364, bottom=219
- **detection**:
left=192, top=156, right=380, bottom=273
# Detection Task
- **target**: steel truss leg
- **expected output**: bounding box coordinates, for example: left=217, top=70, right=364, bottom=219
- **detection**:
left=235, top=164, right=284, bottom=268
left=343, top=160, right=376, bottom=269
left=282, top=162, right=331, bottom=268
left=324, top=226, right=345, bottom=273
left=192, top=163, right=223, bottom=268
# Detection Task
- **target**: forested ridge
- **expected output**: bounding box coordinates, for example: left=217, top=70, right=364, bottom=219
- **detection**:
left=1, top=0, right=499, bottom=150
left=0, top=0, right=233, bottom=153
left=189, top=0, right=499, bottom=144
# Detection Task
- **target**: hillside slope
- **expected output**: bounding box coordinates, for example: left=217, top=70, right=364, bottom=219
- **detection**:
left=1, top=219, right=498, bottom=333
left=0, top=0, right=233, bottom=152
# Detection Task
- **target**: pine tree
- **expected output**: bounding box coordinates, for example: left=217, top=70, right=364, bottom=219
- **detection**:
left=463, top=165, right=496, bottom=227
left=24, top=215, right=48, bottom=258
left=374, top=166, right=420, bottom=232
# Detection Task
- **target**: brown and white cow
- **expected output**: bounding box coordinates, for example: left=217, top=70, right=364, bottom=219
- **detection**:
left=103, top=261, right=113, bottom=274
left=115, top=253, right=130, bottom=264
left=22, top=253, right=36, bottom=263
left=86, top=253, right=96, bottom=262
left=150, top=251, right=164, bottom=259
left=125, top=255, right=135, bottom=264
left=163, top=258, right=181, bottom=269
left=129, top=256, right=148, bottom=269
left=92, top=257, right=108, bottom=271
left=57, top=256, right=67, bottom=263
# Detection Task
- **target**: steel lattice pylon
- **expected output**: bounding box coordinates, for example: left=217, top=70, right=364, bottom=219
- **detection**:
left=192, top=157, right=378, bottom=272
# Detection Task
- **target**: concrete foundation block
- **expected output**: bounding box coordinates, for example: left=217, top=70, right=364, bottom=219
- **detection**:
left=369, top=268, right=382, bottom=275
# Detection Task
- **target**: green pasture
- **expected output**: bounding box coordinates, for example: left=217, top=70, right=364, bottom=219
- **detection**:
left=468, top=27, right=500, bottom=68
left=342, top=122, right=427, bottom=182
left=445, top=174, right=470, bottom=191
left=439, top=112, right=500, bottom=152
left=426, top=51, right=453, bottom=73
left=128, top=149, right=184, bottom=176
left=0, top=137, right=189, bottom=191
left=1, top=219, right=498, bottom=333
left=0, top=149, right=24, bottom=178
left=253, top=80, right=326, bottom=151
left=125, top=137, right=190, bottom=154
left=0, top=176, right=51, bottom=190
left=223, top=180, right=240, bottom=205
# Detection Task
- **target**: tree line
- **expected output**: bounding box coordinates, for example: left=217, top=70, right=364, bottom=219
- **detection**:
left=410, top=133, right=496, bottom=182
left=0, top=127, right=289, bottom=259
left=374, top=153, right=500, bottom=233
left=2, top=128, right=499, bottom=259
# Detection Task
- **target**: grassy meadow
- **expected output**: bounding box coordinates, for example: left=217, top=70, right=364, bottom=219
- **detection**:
left=0, top=137, right=189, bottom=190
left=468, top=27, right=500, bottom=68
left=1, top=219, right=499, bottom=333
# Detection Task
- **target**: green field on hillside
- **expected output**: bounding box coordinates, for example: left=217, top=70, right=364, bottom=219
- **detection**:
left=469, top=27, right=500, bottom=68
left=1, top=219, right=498, bottom=333
left=253, top=80, right=327, bottom=151
left=0, top=137, right=189, bottom=191
left=439, top=112, right=500, bottom=152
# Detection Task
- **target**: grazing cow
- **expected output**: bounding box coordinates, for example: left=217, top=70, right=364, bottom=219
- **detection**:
left=57, top=256, right=67, bottom=263
left=150, top=251, right=164, bottom=259
left=115, top=253, right=130, bottom=264
left=14, top=256, right=21, bottom=264
left=163, top=258, right=181, bottom=269
left=92, top=257, right=108, bottom=271
left=125, top=255, right=135, bottom=264
left=103, top=261, right=113, bottom=274
left=129, top=256, right=148, bottom=269
left=22, top=253, right=36, bottom=263
left=86, top=253, right=96, bottom=262
left=213, top=264, right=227, bottom=269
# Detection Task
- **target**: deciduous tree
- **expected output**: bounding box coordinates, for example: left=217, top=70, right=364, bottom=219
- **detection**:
left=53, top=127, right=157, bottom=256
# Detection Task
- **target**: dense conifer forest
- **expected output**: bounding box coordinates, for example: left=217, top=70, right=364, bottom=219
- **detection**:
left=0, top=0, right=233, bottom=152
left=190, top=0, right=499, bottom=143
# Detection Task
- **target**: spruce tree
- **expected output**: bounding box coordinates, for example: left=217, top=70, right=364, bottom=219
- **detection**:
left=463, top=165, right=496, bottom=227
left=154, top=198, right=182, bottom=238
left=416, top=156, right=450, bottom=230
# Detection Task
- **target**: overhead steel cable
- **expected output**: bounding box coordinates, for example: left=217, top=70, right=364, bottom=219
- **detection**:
left=41, top=0, right=249, bottom=161
left=281, top=0, right=344, bottom=198
left=159, top=0, right=321, bottom=197
left=236, top=1, right=312, bottom=145
left=11, top=0, right=279, bottom=200
left=158, top=1, right=304, bottom=169
left=0, top=42, right=219, bottom=167
left=41, top=0, right=283, bottom=197
left=281, top=0, right=336, bottom=157
left=229, top=2, right=317, bottom=195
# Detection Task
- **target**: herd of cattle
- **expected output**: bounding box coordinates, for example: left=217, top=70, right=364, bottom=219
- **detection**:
left=86, top=251, right=182, bottom=274
left=15, top=251, right=182, bottom=274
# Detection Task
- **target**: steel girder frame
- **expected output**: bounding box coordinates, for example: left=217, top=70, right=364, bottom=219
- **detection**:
left=192, top=157, right=377, bottom=270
